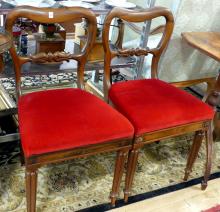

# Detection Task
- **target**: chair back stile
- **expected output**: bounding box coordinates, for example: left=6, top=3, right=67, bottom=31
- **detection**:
left=5, top=6, right=97, bottom=97
left=102, top=6, right=174, bottom=100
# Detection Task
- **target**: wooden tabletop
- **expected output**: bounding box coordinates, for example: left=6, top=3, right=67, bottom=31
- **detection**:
left=181, top=32, right=220, bottom=62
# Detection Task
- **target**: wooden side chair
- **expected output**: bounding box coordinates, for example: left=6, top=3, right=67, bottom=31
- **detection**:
left=103, top=7, right=214, bottom=202
left=6, top=6, right=134, bottom=211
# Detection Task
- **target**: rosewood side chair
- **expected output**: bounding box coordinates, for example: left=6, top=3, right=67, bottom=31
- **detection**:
left=103, top=7, right=214, bottom=202
left=6, top=6, right=134, bottom=211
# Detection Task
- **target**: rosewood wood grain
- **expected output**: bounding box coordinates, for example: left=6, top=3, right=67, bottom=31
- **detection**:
left=6, top=6, right=133, bottom=211
left=201, top=123, right=213, bottom=190
left=140, top=121, right=210, bottom=145
left=171, top=77, right=216, bottom=94
left=110, top=150, right=128, bottom=206
left=103, top=7, right=214, bottom=203
left=124, top=149, right=139, bottom=203
left=30, top=52, right=74, bottom=63
left=25, top=137, right=132, bottom=168
left=184, top=130, right=204, bottom=181
left=181, top=32, right=220, bottom=62
left=206, top=74, right=220, bottom=140
left=116, top=47, right=151, bottom=57
left=26, top=169, right=38, bottom=212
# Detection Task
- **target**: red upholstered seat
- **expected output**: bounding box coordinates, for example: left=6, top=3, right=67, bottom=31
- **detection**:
left=18, top=88, right=134, bottom=157
left=109, top=79, right=214, bottom=136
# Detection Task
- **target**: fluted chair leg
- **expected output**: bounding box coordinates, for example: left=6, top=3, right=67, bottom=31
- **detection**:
left=201, top=124, right=213, bottom=190
left=110, top=150, right=128, bottom=207
left=124, top=148, right=139, bottom=203
left=184, top=130, right=204, bottom=181
left=26, top=168, right=38, bottom=212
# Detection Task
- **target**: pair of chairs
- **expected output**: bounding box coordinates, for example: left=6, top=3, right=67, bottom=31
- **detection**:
left=5, top=5, right=214, bottom=212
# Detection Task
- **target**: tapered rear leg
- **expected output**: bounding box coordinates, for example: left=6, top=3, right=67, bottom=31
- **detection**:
left=184, top=131, right=204, bottom=181
left=201, top=123, right=213, bottom=190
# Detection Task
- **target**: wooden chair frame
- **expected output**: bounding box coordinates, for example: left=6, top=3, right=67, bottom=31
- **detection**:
left=103, top=6, right=213, bottom=202
left=6, top=6, right=133, bottom=211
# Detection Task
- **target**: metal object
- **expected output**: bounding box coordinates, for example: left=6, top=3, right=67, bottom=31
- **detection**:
left=0, top=133, right=20, bottom=143
left=21, top=33, right=28, bottom=55
left=136, top=0, right=156, bottom=78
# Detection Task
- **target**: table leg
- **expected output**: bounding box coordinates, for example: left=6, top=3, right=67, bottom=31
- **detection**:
left=206, top=72, right=220, bottom=140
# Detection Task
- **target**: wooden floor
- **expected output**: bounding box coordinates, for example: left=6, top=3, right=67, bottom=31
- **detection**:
left=110, top=178, right=220, bottom=212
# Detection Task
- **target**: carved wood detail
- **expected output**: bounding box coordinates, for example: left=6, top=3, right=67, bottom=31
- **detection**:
left=30, top=51, right=75, bottom=63
left=116, top=47, right=151, bottom=57
left=206, top=91, right=220, bottom=107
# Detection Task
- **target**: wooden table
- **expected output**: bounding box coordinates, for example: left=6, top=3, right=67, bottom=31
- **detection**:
left=182, top=32, right=220, bottom=138
left=35, top=33, right=65, bottom=54
left=182, top=32, right=220, bottom=62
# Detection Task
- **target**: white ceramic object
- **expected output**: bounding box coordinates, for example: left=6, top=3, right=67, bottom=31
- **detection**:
left=82, top=0, right=101, bottom=3
left=59, top=1, right=94, bottom=8
left=105, top=0, right=136, bottom=8
left=3, top=0, right=55, bottom=7
left=17, top=0, right=42, bottom=6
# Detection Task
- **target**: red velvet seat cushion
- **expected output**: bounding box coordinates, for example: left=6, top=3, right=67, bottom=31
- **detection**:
left=109, top=79, right=214, bottom=136
left=18, top=88, right=134, bottom=157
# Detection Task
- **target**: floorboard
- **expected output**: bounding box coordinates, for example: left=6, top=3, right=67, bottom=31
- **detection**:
left=110, top=178, right=220, bottom=212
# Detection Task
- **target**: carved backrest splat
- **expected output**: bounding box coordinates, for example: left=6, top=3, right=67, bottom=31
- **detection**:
left=5, top=6, right=97, bottom=97
left=116, top=47, right=153, bottom=57
left=102, top=7, right=174, bottom=99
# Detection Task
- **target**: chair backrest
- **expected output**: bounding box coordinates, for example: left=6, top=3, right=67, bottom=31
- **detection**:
left=5, top=6, right=97, bottom=98
left=102, top=6, right=174, bottom=99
